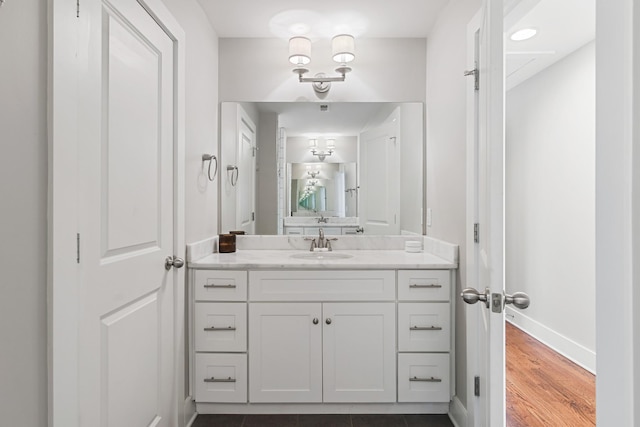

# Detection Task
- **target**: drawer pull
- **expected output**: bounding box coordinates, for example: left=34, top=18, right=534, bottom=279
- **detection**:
left=203, top=284, right=236, bottom=289
left=410, top=376, right=442, bottom=383
left=409, top=284, right=442, bottom=289
left=410, top=326, right=442, bottom=331
left=204, top=376, right=236, bottom=383
left=203, top=326, right=236, bottom=331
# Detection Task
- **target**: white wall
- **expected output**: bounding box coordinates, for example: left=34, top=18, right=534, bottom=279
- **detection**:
left=425, top=0, right=482, bottom=413
left=162, top=0, right=220, bottom=244
left=505, top=41, right=596, bottom=371
left=0, top=1, right=48, bottom=426
left=219, top=38, right=426, bottom=102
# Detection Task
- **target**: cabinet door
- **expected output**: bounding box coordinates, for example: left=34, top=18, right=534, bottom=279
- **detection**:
left=249, top=303, right=322, bottom=403
left=322, top=302, right=396, bottom=402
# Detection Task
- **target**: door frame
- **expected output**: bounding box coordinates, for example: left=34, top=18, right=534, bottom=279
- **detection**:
left=47, top=1, right=186, bottom=426
left=595, top=1, right=640, bottom=425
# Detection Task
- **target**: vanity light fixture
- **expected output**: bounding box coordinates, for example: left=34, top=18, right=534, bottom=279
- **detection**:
left=309, top=138, right=334, bottom=161
left=289, top=34, right=355, bottom=94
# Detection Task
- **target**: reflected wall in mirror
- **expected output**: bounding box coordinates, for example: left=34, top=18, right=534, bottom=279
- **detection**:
left=219, top=102, right=424, bottom=236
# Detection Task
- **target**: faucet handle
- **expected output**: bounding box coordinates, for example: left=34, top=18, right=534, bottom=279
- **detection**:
left=304, top=237, right=317, bottom=251
left=325, top=237, right=338, bottom=251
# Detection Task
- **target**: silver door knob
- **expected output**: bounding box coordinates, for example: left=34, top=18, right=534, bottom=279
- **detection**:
left=313, top=318, right=319, bottom=325
left=325, top=318, right=332, bottom=325
left=504, top=292, right=530, bottom=309
left=461, top=287, right=490, bottom=308
left=165, top=256, right=185, bottom=270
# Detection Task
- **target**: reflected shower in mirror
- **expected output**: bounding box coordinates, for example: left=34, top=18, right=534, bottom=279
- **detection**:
left=219, top=102, right=424, bottom=236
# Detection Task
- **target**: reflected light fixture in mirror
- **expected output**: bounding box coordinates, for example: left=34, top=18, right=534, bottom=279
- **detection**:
left=310, top=138, right=334, bottom=161
left=289, top=34, right=355, bottom=93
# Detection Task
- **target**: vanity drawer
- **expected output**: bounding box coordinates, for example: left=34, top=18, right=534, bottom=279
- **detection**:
left=249, top=270, right=396, bottom=301
left=398, top=353, right=450, bottom=403
left=195, top=303, right=247, bottom=352
left=398, top=303, right=450, bottom=352
left=397, top=270, right=451, bottom=301
left=194, top=270, right=247, bottom=301
left=195, top=353, right=247, bottom=403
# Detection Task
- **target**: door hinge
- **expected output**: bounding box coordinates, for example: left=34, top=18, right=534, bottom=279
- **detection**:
left=251, top=212, right=255, bottom=221
left=390, top=136, right=397, bottom=145
left=76, top=233, right=80, bottom=263
left=474, top=376, right=480, bottom=396
left=464, top=66, right=479, bottom=91
left=474, top=223, right=479, bottom=243
left=76, top=0, right=80, bottom=17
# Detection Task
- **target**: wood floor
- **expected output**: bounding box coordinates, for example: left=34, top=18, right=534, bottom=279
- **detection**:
left=506, top=322, right=596, bottom=427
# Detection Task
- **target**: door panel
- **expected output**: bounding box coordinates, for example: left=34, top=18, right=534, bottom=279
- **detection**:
left=248, top=303, right=322, bottom=402
left=237, top=116, right=256, bottom=233
left=359, top=118, right=400, bottom=235
left=77, top=0, right=176, bottom=425
left=323, top=303, right=396, bottom=402
left=466, top=1, right=505, bottom=426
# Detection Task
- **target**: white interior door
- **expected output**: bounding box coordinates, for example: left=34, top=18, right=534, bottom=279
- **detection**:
left=465, top=1, right=506, bottom=426
left=76, top=0, right=179, bottom=425
left=359, top=121, right=400, bottom=235
left=237, top=115, right=256, bottom=233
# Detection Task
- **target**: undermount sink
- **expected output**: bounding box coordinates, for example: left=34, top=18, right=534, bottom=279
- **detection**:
left=290, top=252, right=354, bottom=260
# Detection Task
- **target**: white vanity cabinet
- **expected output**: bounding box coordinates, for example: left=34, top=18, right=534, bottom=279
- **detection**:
left=249, top=301, right=396, bottom=404
left=190, top=265, right=454, bottom=413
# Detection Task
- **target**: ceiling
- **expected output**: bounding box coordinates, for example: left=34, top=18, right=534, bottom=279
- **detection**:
left=253, top=102, right=395, bottom=137
left=196, top=0, right=450, bottom=39
left=505, top=0, right=595, bottom=89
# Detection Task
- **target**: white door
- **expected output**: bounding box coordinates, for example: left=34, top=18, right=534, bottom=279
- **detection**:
left=236, top=114, right=256, bottom=234
left=76, top=0, right=180, bottom=425
left=322, top=302, right=396, bottom=403
left=465, top=2, right=505, bottom=426
left=248, top=303, right=323, bottom=403
left=359, top=120, right=400, bottom=235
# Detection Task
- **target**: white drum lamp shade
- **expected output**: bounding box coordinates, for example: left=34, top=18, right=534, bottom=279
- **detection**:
left=289, top=36, right=311, bottom=65
left=332, top=34, right=355, bottom=63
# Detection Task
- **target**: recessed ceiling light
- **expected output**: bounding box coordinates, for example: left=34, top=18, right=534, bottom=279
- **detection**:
left=510, top=28, right=537, bottom=41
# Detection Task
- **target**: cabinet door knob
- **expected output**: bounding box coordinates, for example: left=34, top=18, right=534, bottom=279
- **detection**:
left=313, top=318, right=319, bottom=325
left=325, top=318, right=332, bottom=325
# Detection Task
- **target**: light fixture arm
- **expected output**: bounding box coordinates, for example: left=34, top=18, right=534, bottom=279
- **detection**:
left=298, top=73, right=346, bottom=83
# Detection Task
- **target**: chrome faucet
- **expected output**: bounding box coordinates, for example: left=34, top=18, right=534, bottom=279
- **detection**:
left=304, top=228, right=337, bottom=251
left=317, top=228, right=326, bottom=248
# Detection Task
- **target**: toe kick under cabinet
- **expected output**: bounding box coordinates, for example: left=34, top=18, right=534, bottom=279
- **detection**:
left=190, top=268, right=455, bottom=413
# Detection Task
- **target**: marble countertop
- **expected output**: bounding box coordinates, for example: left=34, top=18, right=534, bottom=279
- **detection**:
left=189, top=249, right=456, bottom=270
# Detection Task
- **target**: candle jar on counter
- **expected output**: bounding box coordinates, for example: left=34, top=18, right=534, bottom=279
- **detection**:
left=218, top=233, right=236, bottom=253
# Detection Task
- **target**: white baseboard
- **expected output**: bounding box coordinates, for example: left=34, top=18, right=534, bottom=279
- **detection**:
left=505, top=307, right=596, bottom=374
left=448, top=395, right=467, bottom=427
left=184, top=396, right=196, bottom=427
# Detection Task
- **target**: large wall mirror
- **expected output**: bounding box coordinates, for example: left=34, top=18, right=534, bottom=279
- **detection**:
left=219, top=102, right=424, bottom=236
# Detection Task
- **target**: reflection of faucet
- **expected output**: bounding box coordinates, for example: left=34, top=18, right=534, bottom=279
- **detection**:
left=317, top=214, right=328, bottom=224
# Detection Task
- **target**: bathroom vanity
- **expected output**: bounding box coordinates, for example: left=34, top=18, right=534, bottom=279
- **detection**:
left=187, top=235, right=458, bottom=415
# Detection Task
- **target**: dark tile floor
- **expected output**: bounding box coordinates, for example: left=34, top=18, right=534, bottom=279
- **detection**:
left=192, top=414, right=453, bottom=427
